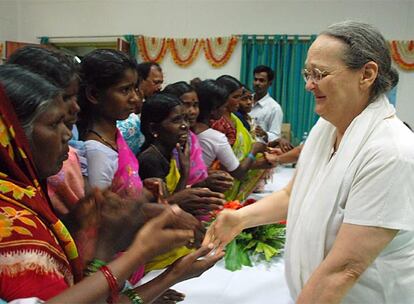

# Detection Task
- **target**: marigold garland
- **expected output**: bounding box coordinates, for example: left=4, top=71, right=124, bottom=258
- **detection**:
left=204, top=36, right=238, bottom=68
left=169, top=38, right=203, bottom=67
left=136, top=35, right=238, bottom=67
left=390, top=40, right=414, bottom=71
left=137, top=36, right=168, bottom=63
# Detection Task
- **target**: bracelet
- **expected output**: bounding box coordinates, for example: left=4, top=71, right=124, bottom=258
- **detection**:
left=100, top=265, right=120, bottom=303
left=85, top=258, right=107, bottom=276
left=123, top=289, right=144, bottom=304
left=247, top=152, right=256, bottom=162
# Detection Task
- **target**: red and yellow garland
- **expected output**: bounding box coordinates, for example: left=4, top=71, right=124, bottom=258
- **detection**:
left=390, top=40, right=414, bottom=71
left=137, top=36, right=168, bottom=63
left=169, top=38, right=203, bottom=67
left=204, top=36, right=238, bottom=68
left=136, top=35, right=238, bottom=68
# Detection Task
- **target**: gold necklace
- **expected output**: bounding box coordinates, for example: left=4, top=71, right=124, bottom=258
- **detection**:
left=88, top=129, right=118, bottom=152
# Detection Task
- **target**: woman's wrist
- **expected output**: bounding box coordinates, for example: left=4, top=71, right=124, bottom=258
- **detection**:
left=157, top=266, right=182, bottom=286
left=123, top=246, right=146, bottom=270
left=237, top=209, right=250, bottom=232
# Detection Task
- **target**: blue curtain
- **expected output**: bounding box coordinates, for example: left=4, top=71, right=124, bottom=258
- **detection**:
left=240, top=34, right=317, bottom=145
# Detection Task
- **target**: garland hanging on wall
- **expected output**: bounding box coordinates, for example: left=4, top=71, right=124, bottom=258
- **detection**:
left=204, top=36, right=238, bottom=67
left=137, top=36, right=168, bottom=63
left=390, top=40, right=414, bottom=71
left=169, top=38, right=203, bottom=67
left=136, top=35, right=238, bottom=68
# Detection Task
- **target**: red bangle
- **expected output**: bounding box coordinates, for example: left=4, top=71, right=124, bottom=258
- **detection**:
left=100, top=265, right=119, bottom=303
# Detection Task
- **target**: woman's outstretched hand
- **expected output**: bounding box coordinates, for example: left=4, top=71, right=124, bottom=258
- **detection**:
left=131, top=205, right=201, bottom=262
left=167, top=187, right=225, bottom=216
left=202, top=209, right=244, bottom=253
left=166, top=246, right=225, bottom=284
left=198, top=170, right=234, bottom=193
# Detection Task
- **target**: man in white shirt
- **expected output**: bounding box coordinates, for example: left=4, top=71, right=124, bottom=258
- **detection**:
left=251, top=65, right=292, bottom=151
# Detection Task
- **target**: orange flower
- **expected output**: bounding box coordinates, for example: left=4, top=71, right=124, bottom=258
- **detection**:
left=213, top=200, right=243, bottom=217
left=223, top=200, right=243, bottom=210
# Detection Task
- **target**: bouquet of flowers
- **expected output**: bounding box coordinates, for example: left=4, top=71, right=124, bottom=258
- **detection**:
left=213, top=199, right=286, bottom=271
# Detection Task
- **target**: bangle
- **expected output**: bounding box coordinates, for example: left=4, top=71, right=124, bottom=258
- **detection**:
left=85, top=258, right=107, bottom=276
left=247, top=152, right=256, bottom=161
left=100, top=265, right=120, bottom=303
left=123, top=289, right=144, bottom=304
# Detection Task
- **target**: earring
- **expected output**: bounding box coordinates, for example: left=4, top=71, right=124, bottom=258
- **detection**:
left=153, top=133, right=158, bottom=138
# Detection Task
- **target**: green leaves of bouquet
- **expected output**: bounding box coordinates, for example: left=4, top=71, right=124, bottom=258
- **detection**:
left=224, top=223, right=286, bottom=271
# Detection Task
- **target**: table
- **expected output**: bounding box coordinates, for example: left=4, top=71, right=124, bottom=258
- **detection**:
left=144, top=167, right=296, bottom=304
left=249, top=165, right=295, bottom=200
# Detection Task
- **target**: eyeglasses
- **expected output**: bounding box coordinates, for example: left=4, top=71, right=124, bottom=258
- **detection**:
left=302, top=68, right=329, bottom=84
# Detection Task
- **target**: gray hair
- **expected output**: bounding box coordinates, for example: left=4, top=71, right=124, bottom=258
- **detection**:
left=0, top=65, right=61, bottom=140
left=321, top=20, right=399, bottom=102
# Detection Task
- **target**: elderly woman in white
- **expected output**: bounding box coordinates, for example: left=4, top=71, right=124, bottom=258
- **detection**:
left=204, top=21, right=414, bottom=303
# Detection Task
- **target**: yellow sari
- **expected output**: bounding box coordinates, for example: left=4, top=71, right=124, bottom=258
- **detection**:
left=224, top=114, right=266, bottom=201
left=145, top=159, right=193, bottom=272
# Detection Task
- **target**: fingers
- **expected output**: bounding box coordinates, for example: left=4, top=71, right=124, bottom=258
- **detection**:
left=149, top=205, right=184, bottom=229
left=162, top=289, right=185, bottom=302
left=264, top=152, right=279, bottom=166
left=280, top=145, right=291, bottom=153
left=266, top=147, right=283, bottom=154
left=166, top=206, right=205, bottom=239
left=200, top=248, right=226, bottom=266
left=209, top=182, right=233, bottom=192
left=202, top=225, right=215, bottom=247
left=195, top=196, right=225, bottom=205
left=164, top=229, right=195, bottom=249
left=193, top=188, right=225, bottom=198
left=209, top=170, right=234, bottom=181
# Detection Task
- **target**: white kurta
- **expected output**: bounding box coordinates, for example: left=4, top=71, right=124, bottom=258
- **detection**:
left=285, top=95, right=414, bottom=303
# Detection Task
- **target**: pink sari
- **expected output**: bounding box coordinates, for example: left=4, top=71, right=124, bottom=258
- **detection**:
left=112, top=129, right=143, bottom=197
left=187, top=131, right=208, bottom=186
left=111, top=130, right=145, bottom=284
left=48, top=147, right=85, bottom=216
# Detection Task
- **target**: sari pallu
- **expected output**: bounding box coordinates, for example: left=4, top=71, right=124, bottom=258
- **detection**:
left=112, top=129, right=145, bottom=285
left=146, top=131, right=206, bottom=272
left=166, top=131, right=208, bottom=193
left=222, top=114, right=266, bottom=202
left=0, top=87, right=82, bottom=301
left=47, top=146, right=85, bottom=217
left=112, top=129, right=143, bottom=197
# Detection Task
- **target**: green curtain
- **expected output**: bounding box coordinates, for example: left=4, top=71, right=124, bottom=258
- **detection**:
left=40, top=36, right=49, bottom=45
left=124, top=34, right=138, bottom=61
left=240, top=34, right=317, bottom=145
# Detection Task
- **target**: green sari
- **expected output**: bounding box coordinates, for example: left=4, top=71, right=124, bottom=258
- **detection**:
left=224, top=114, right=266, bottom=201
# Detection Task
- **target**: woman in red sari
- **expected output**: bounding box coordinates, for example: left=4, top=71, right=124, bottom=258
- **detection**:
left=0, top=65, right=221, bottom=303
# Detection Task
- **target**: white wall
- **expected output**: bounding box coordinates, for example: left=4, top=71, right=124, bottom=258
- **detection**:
left=0, top=1, right=17, bottom=41
left=2, top=0, right=414, bottom=126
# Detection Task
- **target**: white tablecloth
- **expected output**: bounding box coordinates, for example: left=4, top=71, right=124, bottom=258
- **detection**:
left=144, top=167, right=296, bottom=304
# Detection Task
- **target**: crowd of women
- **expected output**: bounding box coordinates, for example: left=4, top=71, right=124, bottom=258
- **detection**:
left=0, top=20, right=413, bottom=304
left=0, top=33, right=284, bottom=303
